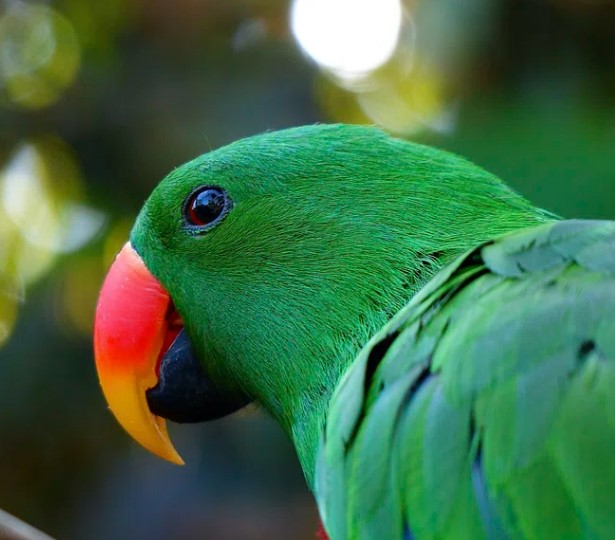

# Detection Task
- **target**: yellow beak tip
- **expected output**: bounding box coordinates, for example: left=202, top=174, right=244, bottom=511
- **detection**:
left=167, top=453, right=186, bottom=466
left=100, top=377, right=186, bottom=466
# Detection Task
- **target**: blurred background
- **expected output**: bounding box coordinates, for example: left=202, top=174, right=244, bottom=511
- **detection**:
left=0, top=0, right=614, bottom=538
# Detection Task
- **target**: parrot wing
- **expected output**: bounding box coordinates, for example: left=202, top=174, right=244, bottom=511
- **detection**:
left=316, top=219, right=615, bottom=540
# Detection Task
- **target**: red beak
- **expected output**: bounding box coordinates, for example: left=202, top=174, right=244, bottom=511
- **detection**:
left=94, top=242, right=184, bottom=464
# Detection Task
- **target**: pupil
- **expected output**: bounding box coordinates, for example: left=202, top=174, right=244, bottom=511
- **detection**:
left=191, top=189, right=224, bottom=224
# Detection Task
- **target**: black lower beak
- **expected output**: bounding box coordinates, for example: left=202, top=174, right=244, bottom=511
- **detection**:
left=146, top=329, right=250, bottom=423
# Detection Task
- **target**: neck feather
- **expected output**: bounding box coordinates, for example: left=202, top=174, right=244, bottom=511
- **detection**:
left=263, top=208, right=554, bottom=487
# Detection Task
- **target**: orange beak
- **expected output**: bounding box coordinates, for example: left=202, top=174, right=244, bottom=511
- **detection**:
left=94, top=242, right=184, bottom=465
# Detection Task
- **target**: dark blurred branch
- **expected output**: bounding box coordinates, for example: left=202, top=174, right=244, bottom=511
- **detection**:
left=0, top=509, right=54, bottom=540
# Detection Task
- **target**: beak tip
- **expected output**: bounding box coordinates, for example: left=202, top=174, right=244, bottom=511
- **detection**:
left=169, top=454, right=186, bottom=466
left=155, top=425, right=185, bottom=465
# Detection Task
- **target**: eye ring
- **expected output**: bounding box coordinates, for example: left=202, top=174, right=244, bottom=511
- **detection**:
left=183, top=186, right=232, bottom=233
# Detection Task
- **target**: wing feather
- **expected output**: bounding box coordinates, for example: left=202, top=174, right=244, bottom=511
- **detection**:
left=317, top=220, right=615, bottom=540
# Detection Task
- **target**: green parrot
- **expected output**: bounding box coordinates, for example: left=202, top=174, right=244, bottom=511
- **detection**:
left=94, top=124, right=615, bottom=540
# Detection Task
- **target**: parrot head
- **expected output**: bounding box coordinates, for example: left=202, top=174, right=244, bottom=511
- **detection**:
left=94, top=124, right=546, bottom=477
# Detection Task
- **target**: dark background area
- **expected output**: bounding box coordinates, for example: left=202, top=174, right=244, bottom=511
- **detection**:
left=0, top=0, right=614, bottom=538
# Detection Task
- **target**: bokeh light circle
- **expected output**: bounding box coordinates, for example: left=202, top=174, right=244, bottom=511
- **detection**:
left=291, top=0, right=403, bottom=77
left=0, top=3, right=81, bottom=109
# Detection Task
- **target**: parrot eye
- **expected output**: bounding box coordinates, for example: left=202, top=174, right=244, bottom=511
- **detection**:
left=184, top=186, right=231, bottom=230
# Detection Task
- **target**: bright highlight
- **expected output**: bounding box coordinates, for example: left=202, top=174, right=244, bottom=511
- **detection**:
left=291, top=0, right=402, bottom=77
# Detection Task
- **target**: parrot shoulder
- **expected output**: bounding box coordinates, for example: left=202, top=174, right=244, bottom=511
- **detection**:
left=316, top=219, right=615, bottom=540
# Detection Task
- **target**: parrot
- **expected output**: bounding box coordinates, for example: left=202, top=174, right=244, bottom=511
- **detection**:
left=93, top=124, right=615, bottom=540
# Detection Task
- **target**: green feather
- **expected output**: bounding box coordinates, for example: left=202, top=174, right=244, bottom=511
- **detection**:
left=317, top=219, right=615, bottom=539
